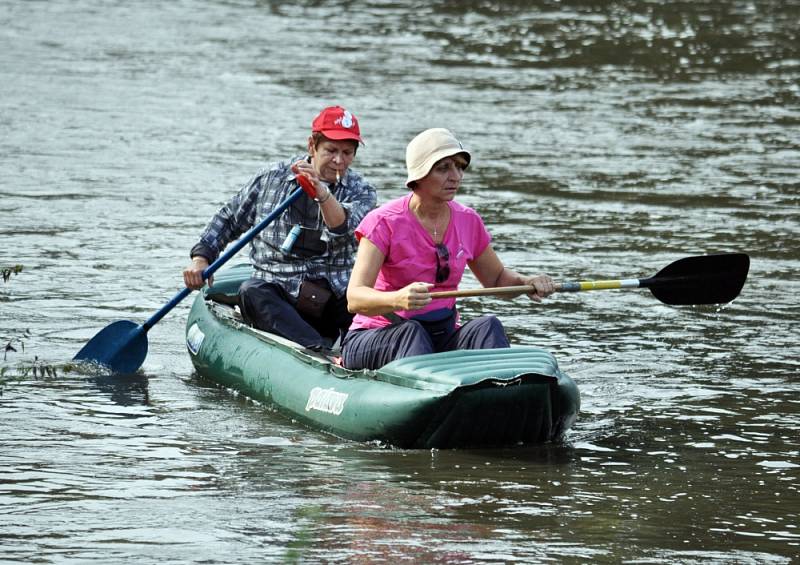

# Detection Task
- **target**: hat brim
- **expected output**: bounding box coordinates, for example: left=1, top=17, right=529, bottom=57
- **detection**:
left=405, top=149, right=471, bottom=188
left=316, top=129, right=364, bottom=145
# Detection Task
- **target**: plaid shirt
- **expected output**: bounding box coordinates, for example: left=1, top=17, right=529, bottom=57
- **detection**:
left=191, top=155, right=377, bottom=298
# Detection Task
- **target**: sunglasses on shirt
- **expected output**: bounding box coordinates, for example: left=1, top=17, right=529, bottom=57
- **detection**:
left=435, top=243, right=450, bottom=283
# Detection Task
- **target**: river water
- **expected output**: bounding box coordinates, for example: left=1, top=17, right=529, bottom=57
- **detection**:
left=1, top=1, right=798, bottom=563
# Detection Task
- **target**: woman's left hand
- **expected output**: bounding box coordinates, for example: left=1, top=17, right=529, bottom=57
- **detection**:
left=523, top=275, right=555, bottom=302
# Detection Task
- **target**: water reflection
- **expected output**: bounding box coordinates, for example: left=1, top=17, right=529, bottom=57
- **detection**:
left=90, top=373, right=150, bottom=407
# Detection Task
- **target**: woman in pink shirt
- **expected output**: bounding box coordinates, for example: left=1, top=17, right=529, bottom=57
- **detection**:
left=341, top=128, right=555, bottom=370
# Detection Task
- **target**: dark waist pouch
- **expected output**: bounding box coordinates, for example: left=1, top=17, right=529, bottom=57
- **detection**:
left=296, top=279, right=333, bottom=319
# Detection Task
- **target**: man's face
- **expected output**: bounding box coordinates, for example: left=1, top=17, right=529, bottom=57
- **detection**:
left=309, top=138, right=357, bottom=183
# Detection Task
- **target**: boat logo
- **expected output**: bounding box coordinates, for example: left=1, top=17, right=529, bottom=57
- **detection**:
left=186, top=323, right=205, bottom=355
left=305, top=387, right=348, bottom=416
left=492, top=377, right=522, bottom=387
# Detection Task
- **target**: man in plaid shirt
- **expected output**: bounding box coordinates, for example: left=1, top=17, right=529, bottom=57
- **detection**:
left=183, top=106, right=377, bottom=351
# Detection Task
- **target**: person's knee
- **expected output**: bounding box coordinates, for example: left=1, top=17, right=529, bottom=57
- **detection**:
left=239, top=278, right=264, bottom=298
left=239, top=279, right=285, bottom=306
left=394, top=320, right=431, bottom=343
left=237, top=279, right=285, bottom=328
left=395, top=321, right=434, bottom=354
left=484, top=315, right=510, bottom=346
left=399, top=320, right=428, bottom=339
left=468, top=315, right=509, bottom=348
left=238, top=279, right=258, bottom=305
left=484, top=315, right=505, bottom=331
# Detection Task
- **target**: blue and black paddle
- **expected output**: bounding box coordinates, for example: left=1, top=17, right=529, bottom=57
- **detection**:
left=74, top=186, right=308, bottom=374
left=431, top=253, right=750, bottom=305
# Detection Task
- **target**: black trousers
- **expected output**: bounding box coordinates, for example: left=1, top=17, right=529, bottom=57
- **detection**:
left=238, top=278, right=352, bottom=349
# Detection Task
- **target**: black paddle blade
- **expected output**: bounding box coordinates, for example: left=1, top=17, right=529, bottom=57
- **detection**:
left=641, top=253, right=750, bottom=305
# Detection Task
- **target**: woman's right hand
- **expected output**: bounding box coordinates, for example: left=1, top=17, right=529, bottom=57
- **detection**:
left=394, top=282, right=434, bottom=311
left=183, top=256, right=210, bottom=290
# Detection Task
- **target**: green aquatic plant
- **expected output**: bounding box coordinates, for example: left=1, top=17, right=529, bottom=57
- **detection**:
left=0, top=329, right=62, bottom=394
left=0, top=355, right=61, bottom=395
left=2, top=264, right=23, bottom=283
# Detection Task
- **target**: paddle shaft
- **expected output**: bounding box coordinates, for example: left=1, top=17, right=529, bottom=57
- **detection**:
left=429, top=279, right=644, bottom=299
left=428, top=252, right=750, bottom=305
left=142, top=188, right=304, bottom=331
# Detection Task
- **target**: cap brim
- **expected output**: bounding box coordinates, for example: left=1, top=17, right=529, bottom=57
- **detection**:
left=317, top=129, right=364, bottom=145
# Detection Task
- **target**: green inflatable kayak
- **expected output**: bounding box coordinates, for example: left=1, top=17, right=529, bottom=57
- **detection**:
left=185, top=265, right=580, bottom=449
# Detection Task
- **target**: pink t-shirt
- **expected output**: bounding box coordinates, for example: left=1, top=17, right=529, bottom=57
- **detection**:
left=349, top=193, right=492, bottom=330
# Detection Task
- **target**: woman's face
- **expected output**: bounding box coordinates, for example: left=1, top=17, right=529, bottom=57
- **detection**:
left=414, top=154, right=467, bottom=200
left=309, top=138, right=357, bottom=183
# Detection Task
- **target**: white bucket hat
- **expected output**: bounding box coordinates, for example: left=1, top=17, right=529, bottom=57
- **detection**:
left=405, top=128, right=471, bottom=188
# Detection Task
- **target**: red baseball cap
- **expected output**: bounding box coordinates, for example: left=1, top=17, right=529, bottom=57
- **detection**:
left=311, top=105, right=364, bottom=144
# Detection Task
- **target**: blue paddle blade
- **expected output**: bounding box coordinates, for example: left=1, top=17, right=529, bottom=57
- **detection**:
left=73, top=320, right=148, bottom=374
